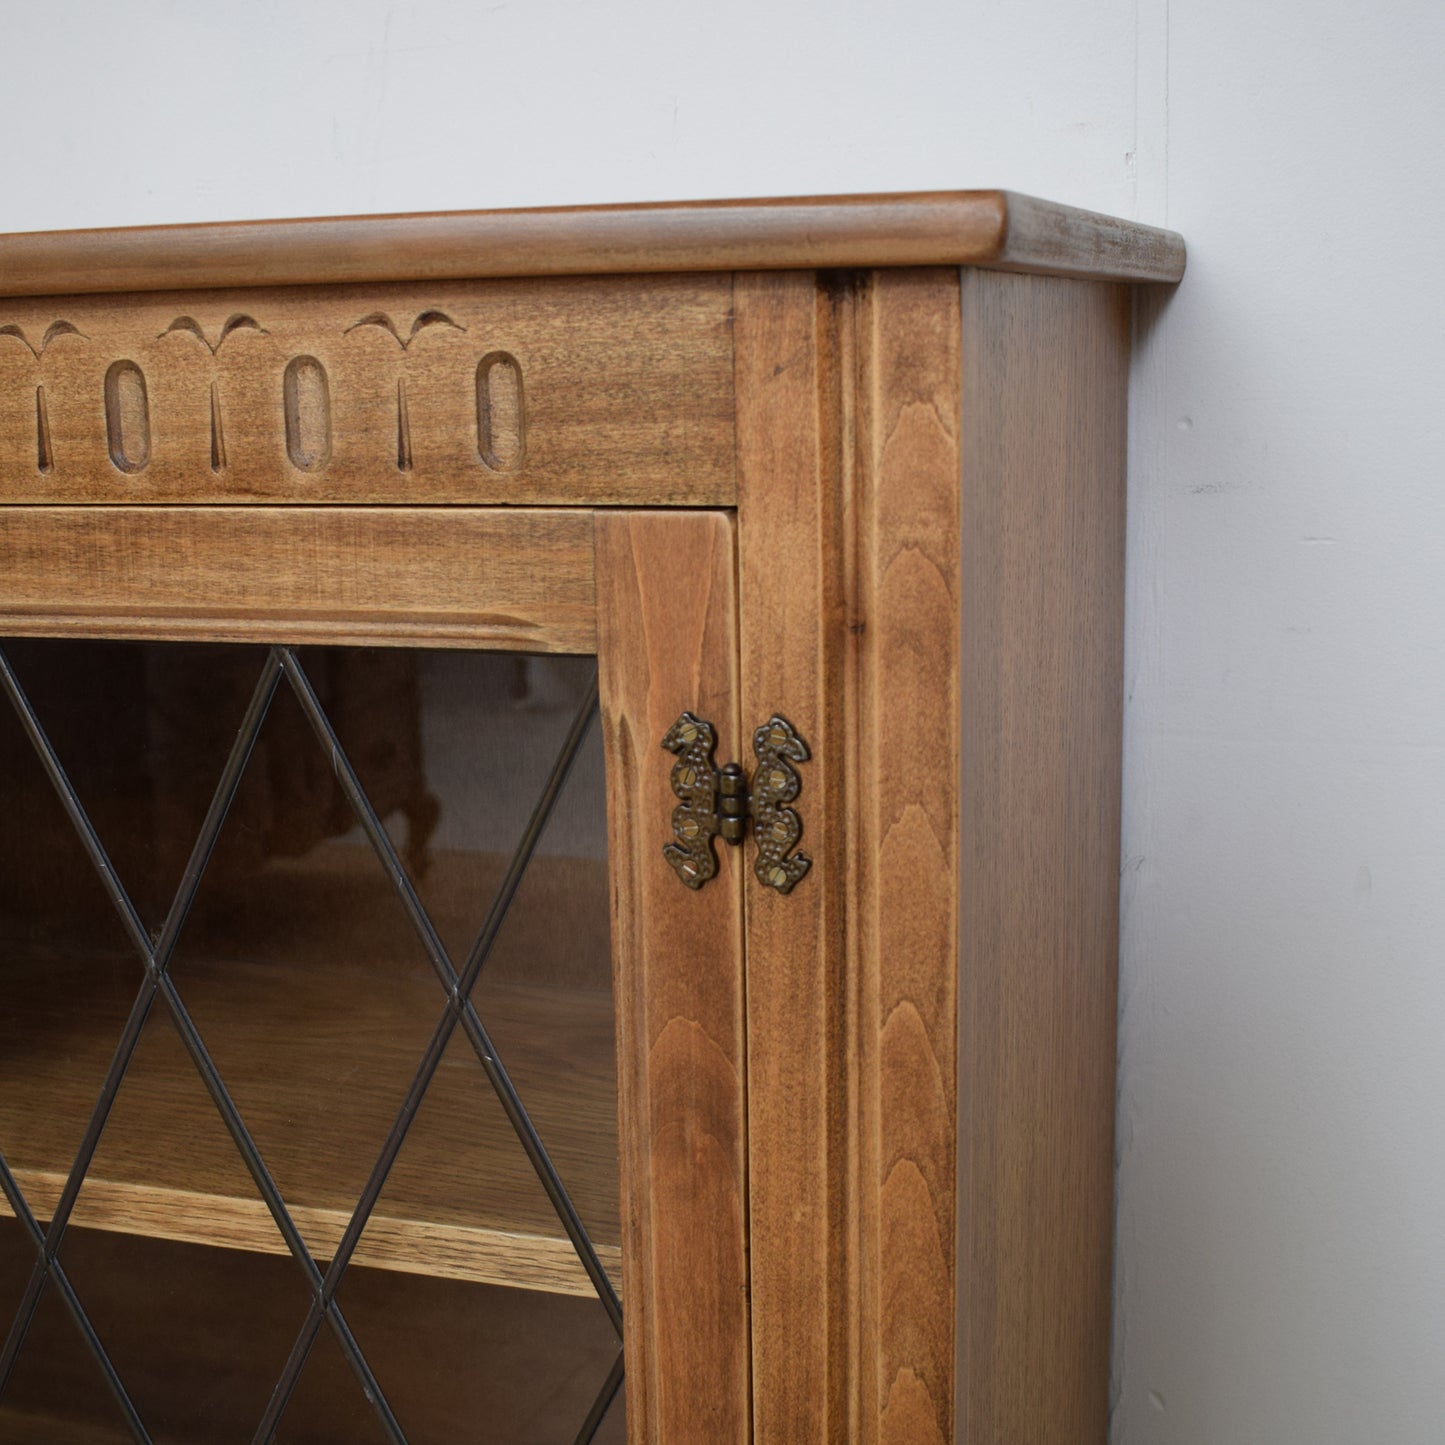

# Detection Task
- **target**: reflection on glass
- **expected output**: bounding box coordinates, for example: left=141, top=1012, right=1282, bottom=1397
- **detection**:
left=0, top=641, right=622, bottom=1443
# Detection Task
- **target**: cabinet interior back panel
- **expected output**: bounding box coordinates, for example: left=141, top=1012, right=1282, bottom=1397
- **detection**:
left=0, top=274, right=736, bottom=506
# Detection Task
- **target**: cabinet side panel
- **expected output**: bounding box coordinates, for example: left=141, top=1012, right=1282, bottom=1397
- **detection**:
left=594, top=511, right=750, bottom=1445
left=956, top=271, right=1128, bottom=1444
left=735, top=271, right=854, bottom=1444
left=853, top=270, right=962, bottom=1445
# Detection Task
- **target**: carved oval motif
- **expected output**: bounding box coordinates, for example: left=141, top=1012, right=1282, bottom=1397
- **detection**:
left=476, top=351, right=526, bottom=472
left=283, top=355, right=331, bottom=472
left=104, top=360, right=151, bottom=474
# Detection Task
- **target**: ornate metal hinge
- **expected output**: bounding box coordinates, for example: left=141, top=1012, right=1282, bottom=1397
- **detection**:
left=661, top=712, right=811, bottom=895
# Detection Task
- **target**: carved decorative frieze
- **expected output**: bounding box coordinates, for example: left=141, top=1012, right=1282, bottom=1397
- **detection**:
left=0, top=274, right=736, bottom=505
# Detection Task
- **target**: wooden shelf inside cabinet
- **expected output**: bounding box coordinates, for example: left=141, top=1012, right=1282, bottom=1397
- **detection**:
left=0, top=847, right=621, bottom=1300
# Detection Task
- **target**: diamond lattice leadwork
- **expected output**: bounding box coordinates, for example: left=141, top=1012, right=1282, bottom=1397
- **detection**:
left=0, top=642, right=623, bottom=1445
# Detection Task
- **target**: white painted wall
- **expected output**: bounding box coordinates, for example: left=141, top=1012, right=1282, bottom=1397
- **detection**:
left=4, top=2, right=1441, bottom=1440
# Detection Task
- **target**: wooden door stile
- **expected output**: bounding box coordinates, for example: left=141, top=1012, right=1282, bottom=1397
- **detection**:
left=734, top=269, right=857, bottom=1443
left=735, top=267, right=965, bottom=1444
left=594, top=510, right=751, bottom=1445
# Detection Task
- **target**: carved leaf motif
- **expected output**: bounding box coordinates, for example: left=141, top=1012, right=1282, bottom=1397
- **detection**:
left=217, top=314, right=265, bottom=347
left=345, top=311, right=405, bottom=346
left=0, top=320, right=85, bottom=359
left=409, top=309, right=463, bottom=341
left=159, top=315, right=208, bottom=346
left=41, top=320, right=83, bottom=351
left=159, top=314, right=266, bottom=353
left=345, top=310, right=465, bottom=348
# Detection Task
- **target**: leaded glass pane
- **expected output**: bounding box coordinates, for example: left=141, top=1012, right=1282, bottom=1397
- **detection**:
left=52, top=1230, right=311, bottom=1445
left=1, top=1273, right=139, bottom=1442
left=331, top=1270, right=619, bottom=1445
left=0, top=638, right=624, bottom=1443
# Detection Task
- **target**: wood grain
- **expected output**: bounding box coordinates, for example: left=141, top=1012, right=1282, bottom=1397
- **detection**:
left=0, top=249, right=1144, bottom=1439
left=0, top=275, right=734, bottom=505
left=5, top=1172, right=617, bottom=1298
left=0, top=850, right=622, bottom=1299
left=594, top=510, right=750, bottom=1445
left=851, top=271, right=962, bottom=1445
left=0, top=505, right=598, bottom=651
left=995, top=192, right=1188, bottom=283
left=0, top=193, right=1183, bottom=298
left=737, top=270, right=966, bottom=1445
left=955, top=270, right=1129, bottom=1444
left=734, top=271, right=854, bottom=1443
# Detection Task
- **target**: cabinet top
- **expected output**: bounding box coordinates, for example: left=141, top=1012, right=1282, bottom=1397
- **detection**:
left=0, top=190, right=1184, bottom=298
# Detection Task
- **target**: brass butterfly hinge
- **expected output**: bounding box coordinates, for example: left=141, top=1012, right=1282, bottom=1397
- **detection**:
left=661, top=711, right=811, bottom=895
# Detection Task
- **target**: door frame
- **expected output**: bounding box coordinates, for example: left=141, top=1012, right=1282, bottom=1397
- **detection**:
left=0, top=502, right=753, bottom=1444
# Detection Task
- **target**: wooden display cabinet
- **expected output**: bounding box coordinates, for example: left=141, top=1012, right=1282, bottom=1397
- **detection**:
left=0, top=192, right=1184, bottom=1444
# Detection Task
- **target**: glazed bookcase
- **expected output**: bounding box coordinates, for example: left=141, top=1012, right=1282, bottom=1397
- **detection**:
left=0, top=191, right=1184, bottom=1445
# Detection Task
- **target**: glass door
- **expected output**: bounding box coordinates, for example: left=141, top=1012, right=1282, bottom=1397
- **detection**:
left=0, top=508, right=750, bottom=1445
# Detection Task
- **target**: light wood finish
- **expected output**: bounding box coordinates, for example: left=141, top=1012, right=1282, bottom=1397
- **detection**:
left=736, top=266, right=1125, bottom=1445
left=0, top=850, right=622, bottom=1299
left=594, top=511, right=750, bottom=1445
left=5, top=1171, right=615, bottom=1297
left=734, top=272, right=854, bottom=1442
left=0, top=192, right=1184, bottom=299
left=736, top=271, right=966, bottom=1445
left=850, top=270, right=963, bottom=1444
left=0, top=505, right=597, bottom=651
left=0, top=275, right=733, bottom=505
left=956, top=270, right=1129, bottom=1443
left=0, top=190, right=1176, bottom=1442
left=993, top=191, right=1184, bottom=284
